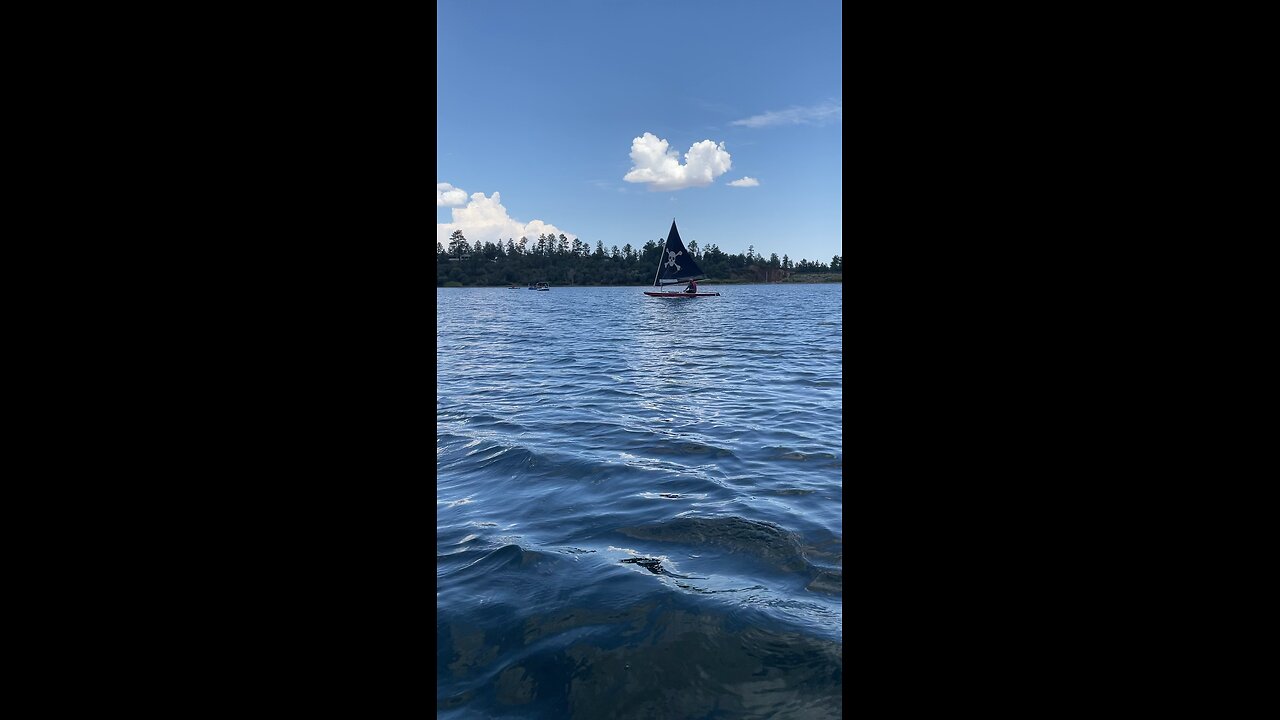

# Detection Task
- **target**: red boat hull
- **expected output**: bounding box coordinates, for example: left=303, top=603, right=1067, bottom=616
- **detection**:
left=643, top=291, right=721, bottom=297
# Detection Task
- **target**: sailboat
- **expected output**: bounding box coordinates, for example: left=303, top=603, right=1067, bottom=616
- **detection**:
left=643, top=220, right=721, bottom=298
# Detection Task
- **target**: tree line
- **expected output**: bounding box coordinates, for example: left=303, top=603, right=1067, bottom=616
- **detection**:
left=437, top=230, right=842, bottom=286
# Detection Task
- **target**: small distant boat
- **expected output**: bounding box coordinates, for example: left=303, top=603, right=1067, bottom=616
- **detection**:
left=509, top=284, right=519, bottom=289
left=536, top=282, right=550, bottom=291
left=643, top=220, right=721, bottom=298
left=528, top=283, right=537, bottom=290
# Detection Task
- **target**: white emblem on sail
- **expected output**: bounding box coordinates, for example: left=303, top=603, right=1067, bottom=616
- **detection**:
left=665, top=250, right=682, bottom=271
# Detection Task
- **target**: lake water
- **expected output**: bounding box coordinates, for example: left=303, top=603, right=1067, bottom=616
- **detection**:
left=437, top=283, right=842, bottom=719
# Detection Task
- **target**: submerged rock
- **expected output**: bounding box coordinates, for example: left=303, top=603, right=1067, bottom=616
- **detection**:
left=619, top=516, right=810, bottom=573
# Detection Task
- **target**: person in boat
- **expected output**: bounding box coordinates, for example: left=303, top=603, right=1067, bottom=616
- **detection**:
left=684, top=279, right=698, bottom=294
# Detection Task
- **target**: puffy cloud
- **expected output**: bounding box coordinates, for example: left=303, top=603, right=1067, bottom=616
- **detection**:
left=731, top=101, right=842, bottom=128
left=623, top=132, right=732, bottom=191
left=436, top=188, right=576, bottom=248
left=437, top=182, right=467, bottom=207
left=728, top=177, right=760, bottom=187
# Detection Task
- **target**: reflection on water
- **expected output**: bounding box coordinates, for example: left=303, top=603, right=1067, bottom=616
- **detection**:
left=439, top=284, right=842, bottom=718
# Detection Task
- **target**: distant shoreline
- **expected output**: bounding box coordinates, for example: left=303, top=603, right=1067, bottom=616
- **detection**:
left=440, top=275, right=842, bottom=288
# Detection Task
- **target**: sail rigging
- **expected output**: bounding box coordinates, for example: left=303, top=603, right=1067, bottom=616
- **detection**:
left=653, top=220, right=706, bottom=286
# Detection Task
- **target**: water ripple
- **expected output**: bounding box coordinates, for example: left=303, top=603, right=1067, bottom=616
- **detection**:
left=439, top=283, right=842, bottom=718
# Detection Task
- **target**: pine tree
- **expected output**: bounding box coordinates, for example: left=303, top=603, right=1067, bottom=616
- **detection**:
left=448, top=229, right=469, bottom=257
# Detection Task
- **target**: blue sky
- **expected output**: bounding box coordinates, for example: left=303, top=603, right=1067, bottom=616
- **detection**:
left=437, top=0, right=841, bottom=265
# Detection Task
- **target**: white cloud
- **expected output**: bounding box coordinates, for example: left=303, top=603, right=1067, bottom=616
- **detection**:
left=731, top=101, right=842, bottom=128
left=437, top=182, right=468, bottom=207
left=728, top=177, right=760, bottom=187
left=623, top=132, right=732, bottom=191
left=436, top=188, right=576, bottom=248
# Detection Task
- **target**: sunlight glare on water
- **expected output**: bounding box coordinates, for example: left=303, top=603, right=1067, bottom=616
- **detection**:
left=438, top=283, right=842, bottom=719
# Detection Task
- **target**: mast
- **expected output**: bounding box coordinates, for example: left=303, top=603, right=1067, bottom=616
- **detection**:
left=653, top=219, right=674, bottom=287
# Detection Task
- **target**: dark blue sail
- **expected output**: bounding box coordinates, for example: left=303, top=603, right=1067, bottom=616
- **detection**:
left=654, top=220, right=706, bottom=286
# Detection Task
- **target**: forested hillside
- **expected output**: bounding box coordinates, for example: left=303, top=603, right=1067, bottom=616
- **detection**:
left=438, top=230, right=841, bottom=286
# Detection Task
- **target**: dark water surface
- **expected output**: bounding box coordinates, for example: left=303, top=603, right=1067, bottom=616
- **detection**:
left=438, top=283, right=842, bottom=719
